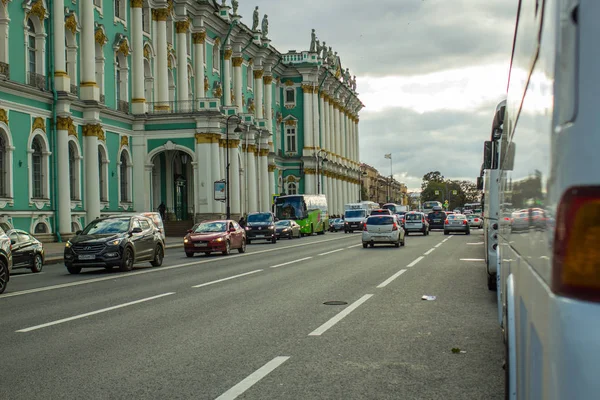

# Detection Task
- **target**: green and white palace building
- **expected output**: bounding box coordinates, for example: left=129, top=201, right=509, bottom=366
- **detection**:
left=0, top=0, right=363, bottom=241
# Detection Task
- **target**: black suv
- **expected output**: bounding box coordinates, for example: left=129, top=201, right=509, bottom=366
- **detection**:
left=64, top=216, right=165, bottom=274
left=0, top=227, right=13, bottom=294
left=244, top=212, right=276, bottom=244
left=427, top=209, right=448, bottom=229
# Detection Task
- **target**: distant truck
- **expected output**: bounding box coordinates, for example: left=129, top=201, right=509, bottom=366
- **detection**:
left=343, top=203, right=372, bottom=233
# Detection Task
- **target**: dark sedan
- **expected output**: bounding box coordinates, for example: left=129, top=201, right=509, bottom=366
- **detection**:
left=7, top=229, right=44, bottom=273
left=444, top=214, right=471, bottom=235
left=275, top=220, right=301, bottom=239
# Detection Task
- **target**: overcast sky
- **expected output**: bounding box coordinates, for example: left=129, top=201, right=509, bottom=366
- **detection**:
left=236, top=0, right=518, bottom=191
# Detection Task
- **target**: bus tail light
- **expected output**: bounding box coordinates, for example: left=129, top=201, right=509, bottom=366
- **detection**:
left=552, top=186, right=600, bottom=302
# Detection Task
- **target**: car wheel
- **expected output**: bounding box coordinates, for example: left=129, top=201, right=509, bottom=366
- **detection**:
left=185, top=252, right=194, bottom=258
left=204, top=252, right=211, bottom=256
left=466, top=230, right=470, bottom=235
left=395, top=241, right=400, bottom=248
left=104, top=266, right=115, bottom=271
left=288, top=233, right=293, bottom=240
left=0, top=259, right=8, bottom=294
left=66, top=265, right=82, bottom=274
left=238, top=239, right=247, bottom=253
left=150, top=245, right=164, bottom=267
left=423, top=229, right=427, bottom=236
left=247, top=239, right=252, bottom=244
left=223, top=241, right=231, bottom=255
left=444, top=231, right=449, bottom=235
left=405, top=232, right=409, bottom=236
left=119, top=248, right=134, bottom=272
left=487, top=273, right=497, bottom=291
left=31, top=253, right=43, bottom=273
left=362, top=242, right=368, bottom=248
left=401, top=238, right=405, bottom=246
left=271, top=236, right=276, bottom=244
left=370, top=242, right=375, bottom=248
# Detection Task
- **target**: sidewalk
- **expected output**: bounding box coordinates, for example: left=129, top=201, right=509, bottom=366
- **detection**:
left=43, top=237, right=184, bottom=265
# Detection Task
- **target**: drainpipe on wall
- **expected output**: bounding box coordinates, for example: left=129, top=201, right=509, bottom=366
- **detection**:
left=47, top=0, right=62, bottom=242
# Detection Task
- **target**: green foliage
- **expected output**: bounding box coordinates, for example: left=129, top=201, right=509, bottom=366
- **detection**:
left=421, top=171, right=480, bottom=210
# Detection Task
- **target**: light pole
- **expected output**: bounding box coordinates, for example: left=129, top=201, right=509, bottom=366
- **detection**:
left=226, top=114, right=243, bottom=220
left=315, top=149, right=328, bottom=194
left=359, top=166, right=367, bottom=202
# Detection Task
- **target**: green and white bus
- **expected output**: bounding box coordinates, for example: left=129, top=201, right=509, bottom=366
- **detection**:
left=274, top=194, right=328, bottom=236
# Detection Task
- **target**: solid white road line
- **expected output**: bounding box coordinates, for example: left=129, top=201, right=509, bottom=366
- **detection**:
left=192, top=270, right=263, bottom=288
left=215, top=356, right=290, bottom=400
left=308, top=294, right=373, bottom=336
left=10, top=273, right=44, bottom=278
left=467, top=242, right=484, bottom=245
left=16, top=292, right=175, bottom=333
left=460, top=258, right=485, bottom=262
left=434, top=243, right=442, bottom=248
left=424, top=248, right=435, bottom=256
left=377, top=269, right=407, bottom=288
left=1, top=236, right=355, bottom=299
left=347, top=244, right=363, bottom=249
left=270, top=257, right=312, bottom=269
left=318, top=249, right=344, bottom=256
left=407, top=256, right=424, bottom=268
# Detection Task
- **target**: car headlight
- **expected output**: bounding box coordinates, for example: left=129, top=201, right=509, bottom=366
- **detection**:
left=109, top=238, right=123, bottom=246
left=213, top=237, right=224, bottom=242
left=283, top=228, right=290, bottom=232
left=184, top=238, right=189, bottom=243
left=65, top=241, right=72, bottom=248
left=245, top=226, right=250, bottom=230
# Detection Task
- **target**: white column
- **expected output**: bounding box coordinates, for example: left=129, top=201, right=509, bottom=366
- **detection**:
left=131, top=2, right=145, bottom=113
left=154, top=9, right=169, bottom=109
left=246, top=143, right=258, bottom=212
left=331, top=175, right=337, bottom=214
left=233, top=56, right=243, bottom=110
left=80, top=0, right=97, bottom=100
left=320, top=94, right=326, bottom=151
left=195, top=135, right=212, bottom=214
left=312, top=89, right=319, bottom=149
left=193, top=31, right=206, bottom=101
left=333, top=104, right=340, bottom=158
left=329, top=101, right=335, bottom=155
left=52, top=0, right=69, bottom=92
left=223, top=48, right=232, bottom=106
left=259, top=148, right=269, bottom=210
left=132, top=135, right=148, bottom=212
left=264, top=76, right=273, bottom=136
left=83, top=126, right=101, bottom=222
left=176, top=20, right=190, bottom=106
left=338, top=107, right=344, bottom=159
left=254, top=70, right=264, bottom=119
left=336, top=176, right=343, bottom=214
left=305, top=173, right=315, bottom=195
left=211, top=135, right=221, bottom=214
left=268, top=167, right=275, bottom=204
left=230, top=140, right=241, bottom=215
left=56, top=119, right=71, bottom=233
left=302, top=84, right=313, bottom=150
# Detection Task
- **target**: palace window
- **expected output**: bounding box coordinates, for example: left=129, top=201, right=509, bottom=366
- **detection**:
left=212, top=42, right=220, bottom=73
left=95, top=42, right=105, bottom=101
left=98, top=146, right=108, bottom=202
left=31, top=137, right=45, bottom=199
left=142, top=7, right=150, bottom=34
left=246, top=64, right=253, bottom=90
left=94, top=0, right=102, bottom=8
left=115, top=51, right=129, bottom=110
left=286, top=127, right=297, bottom=153
left=119, top=150, right=132, bottom=203
left=0, top=134, right=6, bottom=197
left=114, top=0, right=125, bottom=20
left=286, top=182, right=297, bottom=195
left=68, top=141, right=81, bottom=201
left=285, top=88, right=295, bottom=104
left=27, top=19, right=36, bottom=74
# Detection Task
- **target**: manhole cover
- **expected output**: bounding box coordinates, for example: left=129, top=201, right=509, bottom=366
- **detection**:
left=323, top=301, right=348, bottom=305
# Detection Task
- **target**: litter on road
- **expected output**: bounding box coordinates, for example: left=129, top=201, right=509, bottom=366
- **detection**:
left=421, top=295, right=436, bottom=301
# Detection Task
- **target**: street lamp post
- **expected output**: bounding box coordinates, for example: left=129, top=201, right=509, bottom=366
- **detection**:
left=315, top=149, right=328, bottom=194
left=226, top=114, right=243, bottom=220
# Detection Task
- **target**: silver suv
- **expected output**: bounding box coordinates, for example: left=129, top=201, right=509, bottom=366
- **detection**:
left=0, top=227, right=13, bottom=294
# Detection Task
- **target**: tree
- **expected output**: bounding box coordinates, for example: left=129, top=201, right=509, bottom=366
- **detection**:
left=421, top=171, right=445, bottom=191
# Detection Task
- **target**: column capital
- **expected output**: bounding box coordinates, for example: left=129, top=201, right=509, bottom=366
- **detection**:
left=223, top=48, right=233, bottom=60
left=175, top=19, right=190, bottom=34
left=82, top=124, right=105, bottom=141
left=192, top=31, right=207, bottom=44
left=301, top=84, right=314, bottom=94
left=259, top=149, right=269, bottom=157
left=268, top=164, right=276, bottom=172
left=232, top=56, right=244, bottom=67
left=195, top=133, right=220, bottom=144
left=152, top=8, right=169, bottom=21
left=130, top=0, right=143, bottom=8
left=253, top=69, right=264, bottom=79
left=263, top=75, right=273, bottom=85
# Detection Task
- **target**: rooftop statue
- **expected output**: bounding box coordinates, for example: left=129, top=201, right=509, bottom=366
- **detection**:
left=262, top=14, right=269, bottom=37
left=232, top=0, right=238, bottom=15
left=309, top=29, right=317, bottom=53
left=352, top=75, right=357, bottom=91
left=319, top=41, right=327, bottom=59
left=252, top=6, right=259, bottom=31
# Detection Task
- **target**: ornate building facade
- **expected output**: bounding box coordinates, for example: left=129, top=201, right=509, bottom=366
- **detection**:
left=0, top=0, right=362, bottom=240
left=360, top=163, right=407, bottom=205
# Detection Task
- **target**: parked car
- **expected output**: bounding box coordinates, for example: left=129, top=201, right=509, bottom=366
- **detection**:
left=64, top=215, right=165, bottom=274
left=275, top=220, right=301, bottom=239
left=403, top=212, right=430, bottom=236
left=0, top=227, right=12, bottom=294
left=444, top=214, right=470, bottom=235
left=329, top=218, right=345, bottom=232
left=6, top=229, right=44, bottom=273
left=245, top=212, right=276, bottom=244
left=138, top=212, right=166, bottom=241
left=427, top=209, right=447, bottom=229
left=362, top=215, right=405, bottom=248
left=184, top=220, right=246, bottom=256
left=467, top=214, right=483, bottom=229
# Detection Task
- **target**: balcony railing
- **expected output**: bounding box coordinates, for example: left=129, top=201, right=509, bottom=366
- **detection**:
left=146, top=100, right=196, bottom=114
left=117, top=100, right=130, bottom=114
left=27, top=72, right=46, bottom=90
left=0, top=62, right=9, bottom=80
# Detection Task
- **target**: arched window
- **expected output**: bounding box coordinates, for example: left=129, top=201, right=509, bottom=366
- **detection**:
left=34, top=222, right=47, bottom=234
left=98, top=146, right=108, bottom=202
left=0, top=2, right=9, bottom=68
left=286, top=126, right=297, bottom=153
left=212, top=41, right=220, bottom=73
left=114, top=0, right=125, bottom=20
left=115, top=51, right=129, bottom=112
left=27, top=19, right=36, bottom=75
left=116, top=56, right=121, bottom=102
left=31, top=137, right=43, bottom=198
left=246, top=63, right=253, bottom=90
left=95, top=42, right=105, bottom=102
left=287, top=182, right=297, bottom=195
left=0, top=134, right=5, bottom=197
left=144, top=58, right=153, bottom=104
left=65, top=27, right=78, bottom=94
left=188, top=64, right=194, bottom=102
left=119, top=150, right=131, bottom=202
left=68, top=141, right=80, bottom=200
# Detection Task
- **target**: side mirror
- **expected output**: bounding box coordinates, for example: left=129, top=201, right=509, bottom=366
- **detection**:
left=229, top=227, right=236, bottom=232
left=187, top=229, right=193, bottom=233
left=274, top=217, right=279, bottom=222
left=10, top=238, right=16, bottom=245
left=477, top=176, right=484, bottom=191
left=131, top=227, right=143, bottom=234
left=483, top=141, right=493, bottom=170
left=75, top=230, right=82, bottom=235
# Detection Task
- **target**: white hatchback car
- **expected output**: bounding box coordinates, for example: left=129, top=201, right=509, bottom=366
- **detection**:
left=362, top=215, right=405, bottom=248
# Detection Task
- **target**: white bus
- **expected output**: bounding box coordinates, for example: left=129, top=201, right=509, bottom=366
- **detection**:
left=495, top=1, right=600, bottom=398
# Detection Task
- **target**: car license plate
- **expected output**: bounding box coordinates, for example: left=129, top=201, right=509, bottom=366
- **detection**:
left=434, top=219, right=440, bottom=223
left=256, top=235, right=264, bottom=238
left=78, top=254, right=95, bottom=260
left=194, top=243, right=207, bottom=247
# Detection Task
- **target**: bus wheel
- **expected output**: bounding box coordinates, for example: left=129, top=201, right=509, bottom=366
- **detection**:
left=487, top=273, right=497, bottom=291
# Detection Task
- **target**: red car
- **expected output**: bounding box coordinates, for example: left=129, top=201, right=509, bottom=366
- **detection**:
left=184, top=220, right=247, bottom=257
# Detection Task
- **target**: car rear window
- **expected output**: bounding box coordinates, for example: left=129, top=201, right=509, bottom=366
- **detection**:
left=367, top=216, right=394, bottom=225
left=428, top=211, right=447, bottom=220
left=448, top=214, right=466, bottom=220
left=405, top=213, right=422, bottom=221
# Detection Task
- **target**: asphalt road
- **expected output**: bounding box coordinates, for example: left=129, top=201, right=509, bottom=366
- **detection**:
left=1, top=229, right=504, bottom=399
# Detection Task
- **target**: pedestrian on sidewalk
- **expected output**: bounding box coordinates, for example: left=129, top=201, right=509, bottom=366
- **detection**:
left=158, top=202, right=166, bottom=221
left=238, top=215, right=246, bottom=228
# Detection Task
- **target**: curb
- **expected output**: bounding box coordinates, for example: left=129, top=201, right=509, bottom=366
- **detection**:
left=44, top=243, right=184, bottom=266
